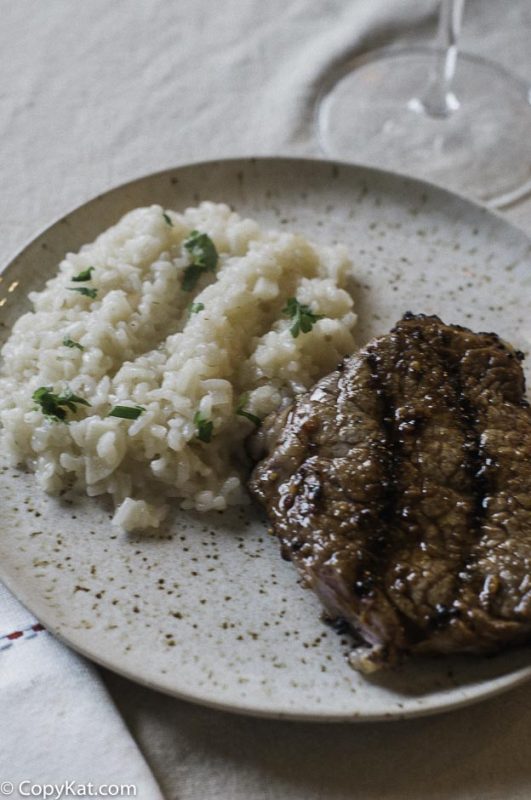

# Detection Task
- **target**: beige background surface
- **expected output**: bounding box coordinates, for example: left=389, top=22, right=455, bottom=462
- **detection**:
left=2, top=1, right=531, bottom=797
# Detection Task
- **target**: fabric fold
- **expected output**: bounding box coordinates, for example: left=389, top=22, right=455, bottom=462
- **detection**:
left=0, top=584, right=164, bottom=800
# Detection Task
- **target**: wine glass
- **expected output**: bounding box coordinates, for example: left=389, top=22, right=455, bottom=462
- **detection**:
left=316, top=0, right=531, bottom=207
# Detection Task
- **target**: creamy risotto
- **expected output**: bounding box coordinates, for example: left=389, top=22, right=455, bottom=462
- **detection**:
left=0, top=203, right=356, bottom=530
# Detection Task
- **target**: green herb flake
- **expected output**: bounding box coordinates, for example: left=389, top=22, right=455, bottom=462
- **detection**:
left=163, top=212, right=173, bottom=227
left=33, top=386, right=91, bottom=422
left=108, top=405, right=145, bottom=420
left=189, top=302, right=205, bottom=314
left=182, top=230, right=218, bottom=292
left=181, top=265, right=203, bottom=292
left=194, top=410, right=213, bottom=443
left=72, top=266, right=95, bottom=282
left=236, top=393, right=261, bottom=428
left=63, top=337, right=84, bottom=351
left=282, top=297, right=324, bottom=338
left=68, top=287, right=98, bottom=299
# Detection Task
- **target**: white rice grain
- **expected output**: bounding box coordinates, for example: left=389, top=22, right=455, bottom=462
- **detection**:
left=0, top=203, right=357, bottom=531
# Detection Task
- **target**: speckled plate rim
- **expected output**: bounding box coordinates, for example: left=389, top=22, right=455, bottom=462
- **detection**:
left=1, top=156, right=531, bottom=722
left=3, top=556, right=531, bottom=724
left=2, top=154, right=525, bottom=271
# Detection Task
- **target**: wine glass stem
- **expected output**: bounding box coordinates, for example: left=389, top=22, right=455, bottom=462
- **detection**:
left=421, top=0, right=465, bottom=118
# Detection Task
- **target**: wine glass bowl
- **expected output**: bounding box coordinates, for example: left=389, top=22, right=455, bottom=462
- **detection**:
left=316, top=2, right=531, bottom=206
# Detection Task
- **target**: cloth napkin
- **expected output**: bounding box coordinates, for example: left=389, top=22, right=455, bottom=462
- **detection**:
left=0, top=584, right=163, bottom=799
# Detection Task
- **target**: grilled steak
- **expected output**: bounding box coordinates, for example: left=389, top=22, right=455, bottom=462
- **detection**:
left=249, top=314, right=531, bottom=672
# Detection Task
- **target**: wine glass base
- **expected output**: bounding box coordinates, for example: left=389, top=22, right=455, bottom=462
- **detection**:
left=316, top=47, right=531, bottom=205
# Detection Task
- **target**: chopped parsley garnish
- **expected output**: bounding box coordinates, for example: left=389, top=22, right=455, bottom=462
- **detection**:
left=189, top=302, right=205, bottom=314
left=72, top=267, right=95, bottom=282
left=63, top=337, right=84, bottom=351
left=236, top=393, right=261, bottom=428
left=68, top=287, right=98, bottom=299
left=182, top=266, right=203, bottom=292
left=162, top=212, right=173, bottom=227
left=282, top=297, right=324, bottom=338
left=108, top=405, right=145, bottom=420
left=194, top=410, right=213, bottom=443
left=182, top=230, right=218, bottom=292
left=33, top=386, right=91, bottom=422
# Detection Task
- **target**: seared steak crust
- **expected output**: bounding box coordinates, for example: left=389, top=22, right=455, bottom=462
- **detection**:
left=249, top=314, right=531, bottom=671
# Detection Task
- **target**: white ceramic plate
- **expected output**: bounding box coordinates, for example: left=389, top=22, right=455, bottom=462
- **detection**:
left=1, top=158, right=531, bottom=721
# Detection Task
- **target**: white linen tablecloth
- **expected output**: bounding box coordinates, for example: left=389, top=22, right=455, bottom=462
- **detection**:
left=2, top=1, right=531, bottom=798
left=0, top=586, right=164, bottom=799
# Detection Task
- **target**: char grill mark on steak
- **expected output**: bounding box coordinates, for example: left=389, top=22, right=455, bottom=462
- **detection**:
left=435, top=325, right=491, bottom=532
left=249, top=313, right=531, bottom=670
left=369, top=319, right=480, bottom=639
left=459, top=338, right=531, bottom=625
left=415, top=326, right=531, bottom=654
left=365, top=347, right=400, bottom=527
